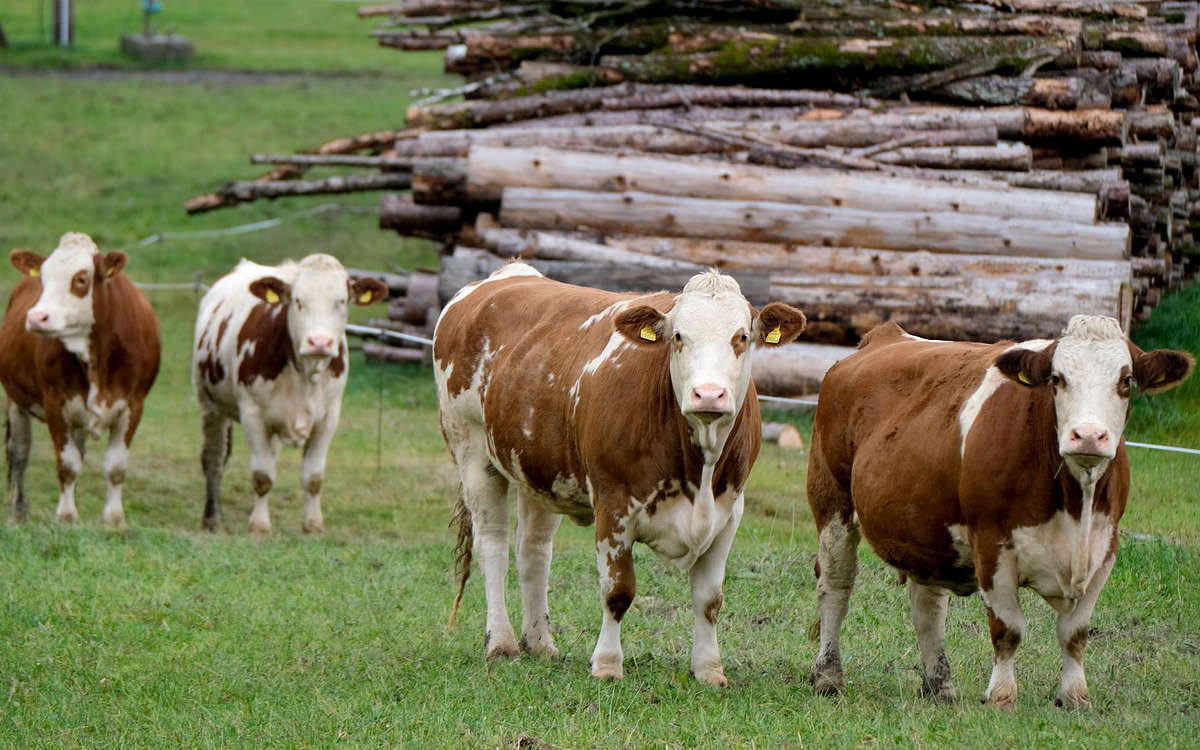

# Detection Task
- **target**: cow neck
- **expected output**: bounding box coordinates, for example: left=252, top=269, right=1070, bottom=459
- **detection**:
left=1029, top=384, right=1119, bottom=599
left=81, top=274, right=129, bottom=392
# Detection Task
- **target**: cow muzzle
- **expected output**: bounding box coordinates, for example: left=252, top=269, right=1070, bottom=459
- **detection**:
left=25, top=310, right=53, bottom=334
left=686, top=383, right=732, bottom=420
left=300, top=334, right=338, bottom=358
left=1061, top=423, right=1114, bottom=465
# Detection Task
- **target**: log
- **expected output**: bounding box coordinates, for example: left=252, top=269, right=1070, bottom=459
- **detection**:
left=786, top=14, right=1085, bottom=38
left=411, top=158, right=471, bottom=204
left=468, top=146, right=1099, bottom=222
left=1022, top=108, right=1127, bottom=143
left=378, top=193, right=463, bottom=238
left=868, top=142, right=1034, bottom=170
left=498, top=187, right=1130, bottom=260
left=930, top=75, right=1110, bottom=109
left=406, top=83, right=876, bottom=129
left=185, top=173, right=412, bottom=214
left=250, top=153, right=415, bottom=168
left=479, top=227, right=706, bottom=270
left=975, top=0, right=1146, bottom=19
left=753, top=344, right=854, bottom=397
left=762, top=422, right=806, bottom=450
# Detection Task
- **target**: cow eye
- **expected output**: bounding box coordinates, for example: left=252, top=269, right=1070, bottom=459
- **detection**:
left=1050, top=373, right=1064, bottom=388
left=740, top=332, right=748, bottom=342
left=673, top=332, right=682, bottom=343
left=1123, top=374, right=1135, bottom=390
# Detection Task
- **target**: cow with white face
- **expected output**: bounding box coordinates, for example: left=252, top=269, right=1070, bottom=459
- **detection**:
left=807, top=315, right=1193, bottom=708
left=434, top=264, right=806, bottom=684
left=192, top=254, right=388, bottom=535
left=1, top=232, right=161, bottom=527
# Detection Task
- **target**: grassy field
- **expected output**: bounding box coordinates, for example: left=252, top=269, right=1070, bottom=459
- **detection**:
left=1, top=10, right=1200, bottom=748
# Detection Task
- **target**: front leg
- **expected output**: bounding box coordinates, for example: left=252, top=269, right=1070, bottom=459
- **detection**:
left=688, top=492, right=743, bottom=687
left=591, top=505, right=636, bottom=680
left=1053, top=551, right=1115, bottom=709
left=242, top=414, right=280, bottom=536
left=300, top=407, right=340, bottom=534
left=100, top=405, right=136, bottom=529
left=46, top=408, right=82, bottom=523
left=7, top=404, right=33, bottom=523
left=979, top=544, right=1026, bottom=710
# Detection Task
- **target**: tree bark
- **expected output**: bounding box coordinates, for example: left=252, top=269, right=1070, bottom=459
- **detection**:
left=468, top=146, right=1098, bottom=222
left=761, top=422, right=806, bottom=449
left=498, top=187, right=1130, bottom=260
left=929, top=75, right=1109, bottom=109
left=868, top=142, right=1033, bottom=170
left=753, top=345, right=855, bottom=397
left=378, top=193, right=463, bottom=238
left=186, top=173, right=411, bottom=214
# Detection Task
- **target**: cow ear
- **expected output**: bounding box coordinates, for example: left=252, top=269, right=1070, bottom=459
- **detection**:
left=350, top=277, right=389, bottom=306
left=96, top=251, right=127, bottom=280
left=995, top=347, right=1053, bottom=387
left=10, top=249, right=46, bottom=277
left=1130, top=343, right=1195, bottom=395
left=755, top=302, right=806, bottom=346
left=614, top=304, right=667, bottom=346
left=249, top=276, right=291, bottom=305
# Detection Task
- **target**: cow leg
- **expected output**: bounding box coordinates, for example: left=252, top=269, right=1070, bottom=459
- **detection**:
left=200, top=410, right=231, bottom=532
left=980, top=550, right=1026, bottom=709
left=299, top=409, right=339, bottom=535
left=811, top=515, right=861, bottom=695
left=515, top=488, right=562, bottom=658
left=591, top=509, right=636, bottom=680
left=448, top=425, right=518, bottom=660
left=6, top=404, right=32, bottom=523
left=244, top=419, right=281, bottom=536
left=47, top=411, right=82, bottom=524
left=1053, top=552, right=1114, bottom=709
left=908, top=579, right=956, bottom=701
left=100, top=407, right=134, bottom=529
left=689, top=492, right=743, bottom=687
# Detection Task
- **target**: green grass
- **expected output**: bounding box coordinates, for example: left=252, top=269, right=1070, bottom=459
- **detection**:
left=1, top=22, right=1199, bottom=747
left=0, top=0, right=443, bottom=73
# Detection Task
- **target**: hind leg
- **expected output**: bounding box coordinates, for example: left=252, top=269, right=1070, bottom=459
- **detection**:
left=807, top=430, right=861, bottom=695
left=454, top=429, right=516, bottom=660
left=200, top=410, right=231, bottom=532
left=909, top=579, right=956, bottom=701
left=515, top=488, right=561, bottom=658
left=7, top=404, right=32, bottom=523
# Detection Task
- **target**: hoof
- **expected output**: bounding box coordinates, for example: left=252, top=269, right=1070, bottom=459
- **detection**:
left=248, top=518, right=272, bottom=537
left=302, top=518, right=325, bottom=535
left=812, top=670, right=845, bottom=697
left=920, top=679, right=958, bottom=703
left=486, top=642, right=520, bottom=662
left=982, top=687, right=1017, bottom=710
left=57, top=510, right=78, bottom=524
left=590, top=663, right=624, bottom=681
left=1055, top=689, right=1092, bottom=710
left=694, top=667, right=729, bottom=688
left=202, top=515, right=220, bottom=533
left=520, top=636, right=560, bottom=660
left=102, top=511, right=126, bottom=530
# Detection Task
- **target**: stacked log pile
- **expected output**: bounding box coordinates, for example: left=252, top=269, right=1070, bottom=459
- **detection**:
left=185, top=0, right=1200, bottom=388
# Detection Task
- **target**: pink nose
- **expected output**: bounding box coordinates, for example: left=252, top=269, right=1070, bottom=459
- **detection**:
left=305, top=335, right=335, bottom=354
left=26, top=311, right=50, bottom=331
left=1066, top=424, right=1111, bottom=455
left=689, top=384, right=730, bottom=414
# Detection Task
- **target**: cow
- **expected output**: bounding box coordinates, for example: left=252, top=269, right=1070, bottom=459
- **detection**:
left=192, top=254, right=388, bottom=535
left=1, top=232, right=161, bottom=528
left=433, top=263, right=807, bottom=685
left=806, top=315, right=1194, bottom=708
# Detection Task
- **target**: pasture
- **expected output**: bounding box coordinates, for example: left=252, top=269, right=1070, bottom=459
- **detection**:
left=2, top=5, right=1199, bottom=747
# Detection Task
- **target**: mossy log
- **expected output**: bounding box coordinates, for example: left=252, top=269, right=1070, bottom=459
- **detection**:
left=598, top=35, right=1075, bottom=86
left=929, top=75, right=1109, bottom=109
left=974, top=0, right=1146, bottom=19
left=498, top=187, right=1130, bottom=260
left=786, top=14, right=1085, bottom=38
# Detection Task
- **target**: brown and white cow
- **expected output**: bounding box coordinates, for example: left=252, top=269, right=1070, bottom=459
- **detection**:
left=1, top=232, right=161, bottom=527
left=807, top=316, right=1193, bottom=708
left=192, top=254, right=387, bottom=535
left=434, top=263, right=806, bottom=684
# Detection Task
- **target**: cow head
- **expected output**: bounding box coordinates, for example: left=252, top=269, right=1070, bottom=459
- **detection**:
left=613, top=270, right=806, bottom=457
left=996, top=314, right=1194, bottom=482
left=248, top=253, right=388, bottom=376
left=11, top=233, right=126, bottom=357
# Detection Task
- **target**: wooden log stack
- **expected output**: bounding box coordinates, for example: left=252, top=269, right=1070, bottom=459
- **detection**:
left=184, top=0, right=1200, bottom=385
left=346, top=268, right=440, bottom=364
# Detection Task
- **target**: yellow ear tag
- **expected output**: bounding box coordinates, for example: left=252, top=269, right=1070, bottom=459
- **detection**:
left=265, top=289, right=280, bottom=304
left=1017, top=371, right=1032, bottom=386
left=639, top=325, right=657, bottom=342
left=28, top=268, right=38, bottom=277
left=1153, top=373, right=1166, bottom=384
left=105, top=267, right=116, bottom=277
left=765, top=325, right=782, bottom=344
left=358, top=291, right=372, bottom=304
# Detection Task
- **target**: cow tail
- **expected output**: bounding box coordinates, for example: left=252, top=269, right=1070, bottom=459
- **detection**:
left=447, top=489, right=473, bottom=629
